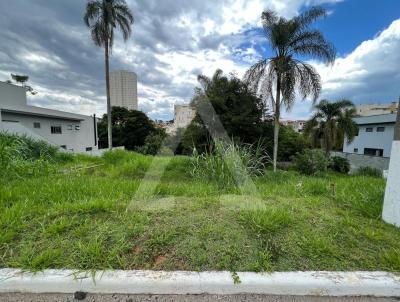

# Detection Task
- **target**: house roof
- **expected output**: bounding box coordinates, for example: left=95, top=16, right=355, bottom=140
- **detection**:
left=353, top=113, right=397, bottom=125
left=0, top=81, right=91, bottom=121
left=1, top=107, right=85, bottom=121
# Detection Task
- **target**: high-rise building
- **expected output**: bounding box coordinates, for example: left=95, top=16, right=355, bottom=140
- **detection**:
left=165, top=104, right=196, bottom=134
left=110, top=70, right=138, bottom=110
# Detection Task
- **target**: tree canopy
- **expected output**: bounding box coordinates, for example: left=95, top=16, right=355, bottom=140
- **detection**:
left=98, top=106, right=158, bottom=150
left=304, top=99, right=358, bottom=154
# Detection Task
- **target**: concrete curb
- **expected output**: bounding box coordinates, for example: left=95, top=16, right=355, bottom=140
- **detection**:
left=1, top=270, right=400, bottom=297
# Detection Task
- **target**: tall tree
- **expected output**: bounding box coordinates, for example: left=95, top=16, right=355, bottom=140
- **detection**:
left=245, top=7, right=335, bottom=171
left=183, top=69, right=266, bottom=154
left=84, top=0, right=134, bottom=149
left=304, top=99, right=358, bottom=154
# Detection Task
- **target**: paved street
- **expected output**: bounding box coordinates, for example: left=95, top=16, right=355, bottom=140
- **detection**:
left=0, top=294, right=398, bottom=302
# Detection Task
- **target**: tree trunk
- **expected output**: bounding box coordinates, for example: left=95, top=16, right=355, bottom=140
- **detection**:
left=273, top=76, right=281, bottom=172
left=105, top=40, right=112, bottom=149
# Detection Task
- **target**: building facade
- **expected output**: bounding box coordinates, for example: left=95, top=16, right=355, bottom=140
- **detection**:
left=343, top=114, right=396, bottom=158
left=0, top=81, right=98, bottom=153
left=110, top=70, right=138, bottom=110
left=166, top=104, right=196, bottom=134
left=355, top=102, right=398, bottom=117
left=281, top=120, right=306, bottom=133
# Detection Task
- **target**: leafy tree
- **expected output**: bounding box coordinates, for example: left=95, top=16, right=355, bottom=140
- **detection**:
left=98, top=107, right=157, bottom=150
left=304, top=99, right=358, bottom=154
left=261, top=123, right=311, bottom=161
left=136, top=130, right=167, bottom=155
left=84, top=0, right=134, bottom=149
left=245, top=7, right=335, bottom=171
left=182, top=69, right=266, bottom=154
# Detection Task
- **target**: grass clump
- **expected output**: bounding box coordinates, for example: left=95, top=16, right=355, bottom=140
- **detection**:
left=354, top=166, right=383, bottom=178
left=0, top=132, right=73, bottom=180
left=191, top=140, right=269, bottom=187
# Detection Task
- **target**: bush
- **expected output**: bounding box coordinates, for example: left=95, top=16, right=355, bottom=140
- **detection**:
left=354, top=166, right=382, bottom=178
left=329, top=156, right=350, bottom=174
left=136, top=131, right=166, bottom=155
left=294, top=149, right=329, bottom=175
left=191, top=140, right=270, bottom=187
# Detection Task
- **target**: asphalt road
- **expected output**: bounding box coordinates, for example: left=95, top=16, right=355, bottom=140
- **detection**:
left=0, top=294, right=398, bottom=302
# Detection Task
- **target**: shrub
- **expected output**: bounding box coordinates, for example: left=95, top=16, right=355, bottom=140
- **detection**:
left=294, top=149, right=329, bottom=175
left=329, top=156, right=350, bottom=174
left=136, top=131, right=166, bottom=156
left=354, top=166, right=382, bottom=178
left=191, top=140, right=270, bottom=187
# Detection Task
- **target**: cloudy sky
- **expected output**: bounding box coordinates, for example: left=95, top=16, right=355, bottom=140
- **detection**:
left=0, top=0, right=399, bottom=121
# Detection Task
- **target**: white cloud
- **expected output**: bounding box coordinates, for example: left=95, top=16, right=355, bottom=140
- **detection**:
left=3, top=0, right=388, bottom=122
left=316, top=19, right=400, bottom=102
left=282, top=18, right=400, bottom=120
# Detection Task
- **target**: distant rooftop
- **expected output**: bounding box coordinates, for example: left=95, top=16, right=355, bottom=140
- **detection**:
left=353, top=113, right=397, bottom=125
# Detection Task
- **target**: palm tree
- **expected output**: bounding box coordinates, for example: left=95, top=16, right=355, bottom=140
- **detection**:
left=245, top=7, right=336, bottom=171
left=304, top=99, right=358, bottom=154
left=84, top=0, right=134, bottom=149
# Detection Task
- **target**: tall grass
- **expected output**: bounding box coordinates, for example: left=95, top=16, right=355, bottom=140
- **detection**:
left=0, top=132, right=73, bottom=179
left=191, top=140, right=270, bottom=187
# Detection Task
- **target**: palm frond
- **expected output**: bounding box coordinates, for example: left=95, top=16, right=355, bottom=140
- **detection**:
left=294, top=6, right=326, bottom=30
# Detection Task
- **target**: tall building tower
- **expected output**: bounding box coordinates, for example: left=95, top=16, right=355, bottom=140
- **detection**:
left=110, top=70, right=138, bottom=110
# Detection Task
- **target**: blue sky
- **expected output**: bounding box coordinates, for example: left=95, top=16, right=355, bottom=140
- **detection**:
left=0, top=0, right=399, bottom=121
left=317, top=0, right=400, bottom=55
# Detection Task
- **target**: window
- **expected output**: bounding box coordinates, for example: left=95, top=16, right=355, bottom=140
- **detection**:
left=33, top=122, right=41, bottom=129
left=75, top=125, right=80, bottom=130
left=86, top=147, right=93, bottom=152
left=366, top=127, right=373, bottom=132
left=377, top=126, right=385, bottom=132
left=67, top=125, right=73, bottom=130
left=51, top=125, right=62, bottom=134
left=364, top=148, right=384, bottom=157
left=354, top=148, right=358, bottom=153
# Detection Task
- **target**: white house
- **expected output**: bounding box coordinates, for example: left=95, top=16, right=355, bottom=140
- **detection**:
left=0, top=81, right=98, bottom=153
left=343, top=113, right=397, bottom=158
left=281, top=120, right=306, bottom=133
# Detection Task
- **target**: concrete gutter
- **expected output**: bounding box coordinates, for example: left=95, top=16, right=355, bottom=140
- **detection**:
left=0, top=270, right=399, bottom=297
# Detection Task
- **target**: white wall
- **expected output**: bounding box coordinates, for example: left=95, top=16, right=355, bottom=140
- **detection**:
left=383, top=141, right=400, bottom=227
left=343, top=123, right=394, bottom=157
left=1, top=112, right=98, bottom=153
left=0, top=82, right=27, bottom=109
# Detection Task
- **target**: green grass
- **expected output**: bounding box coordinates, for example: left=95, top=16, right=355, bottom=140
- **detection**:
left=0, top=150, right=399, bottom=272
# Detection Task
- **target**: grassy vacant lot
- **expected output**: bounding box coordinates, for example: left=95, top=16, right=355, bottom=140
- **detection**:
left=0, top=150, right=399, bottom=272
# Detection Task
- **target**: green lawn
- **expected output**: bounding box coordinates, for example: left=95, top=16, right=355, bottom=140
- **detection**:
left=0, top=151, right=399, bottom=272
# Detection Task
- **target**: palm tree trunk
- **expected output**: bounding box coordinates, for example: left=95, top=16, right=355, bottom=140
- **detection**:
left=273, top=75, right=281, bottom=172
left=105, top=40, right=112, bottom=149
